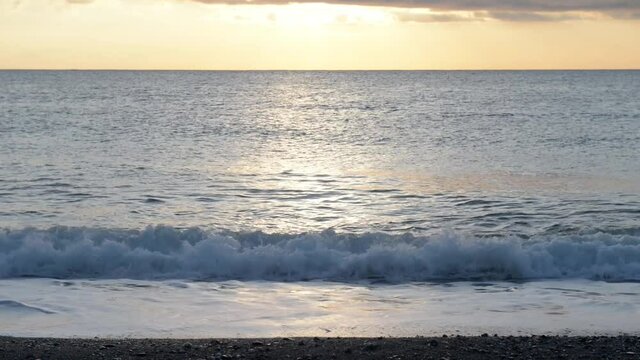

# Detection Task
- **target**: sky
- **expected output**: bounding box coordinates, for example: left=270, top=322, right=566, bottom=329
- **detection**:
left=1, top=0, right=640, bottom=70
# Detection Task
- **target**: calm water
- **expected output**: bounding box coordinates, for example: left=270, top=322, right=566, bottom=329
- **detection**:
left=2, top=70, right=640, bottom=337
left=2, top=70, right=639, bottom=236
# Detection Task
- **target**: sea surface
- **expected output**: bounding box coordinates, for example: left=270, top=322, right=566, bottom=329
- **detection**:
left=1, top=70, right=639, bottom=337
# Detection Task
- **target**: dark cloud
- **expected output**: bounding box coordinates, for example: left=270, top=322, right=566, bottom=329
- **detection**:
left=64, top=0, right=640, bottom=21
left=484, top=11, right=590, bottom=22
left=607, top=10, right=640, bottom=18
left=189, top=0, right=640, bottom=13
left=395, top=12, right=480, bottom=22
left=395, top=10, right=594, bottom=23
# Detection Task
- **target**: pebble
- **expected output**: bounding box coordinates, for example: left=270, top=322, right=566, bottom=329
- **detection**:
left=363, top=342, right=380, bottom=351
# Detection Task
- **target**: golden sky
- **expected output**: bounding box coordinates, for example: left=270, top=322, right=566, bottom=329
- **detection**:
left=1, top=0, right=639, bottom=70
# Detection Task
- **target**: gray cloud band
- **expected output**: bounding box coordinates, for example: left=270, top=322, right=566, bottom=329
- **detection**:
left=188, top=0, right=640, bottom=12
left=65, top=0, right=640, bottom=21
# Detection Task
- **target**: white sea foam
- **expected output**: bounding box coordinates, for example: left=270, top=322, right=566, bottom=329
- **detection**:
left=1, top=226, right=639, bottom=281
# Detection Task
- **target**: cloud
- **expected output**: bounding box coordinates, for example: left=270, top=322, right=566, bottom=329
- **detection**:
left=189, top=0, right=640, bottom=21
left=188, top=0, right=640, bottom=13
left=395, top=11, right=480, bottom=22
left=607, top=10, right=640, bottom=19
left=63, top=0, right=640, bottom=21
left=483, top=11, right=593, bottom=22
left=394, top=10, right=596, bottom=23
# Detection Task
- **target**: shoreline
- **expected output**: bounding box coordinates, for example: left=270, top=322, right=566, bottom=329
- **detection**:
left=1, top=336, right=638, bottom=359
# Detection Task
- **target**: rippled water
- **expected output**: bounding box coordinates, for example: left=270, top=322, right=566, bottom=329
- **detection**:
left=1, top=70, right=639, bottom=237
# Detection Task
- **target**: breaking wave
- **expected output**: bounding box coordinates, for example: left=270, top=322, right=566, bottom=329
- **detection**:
left=1, top=226, right=640, bottom=282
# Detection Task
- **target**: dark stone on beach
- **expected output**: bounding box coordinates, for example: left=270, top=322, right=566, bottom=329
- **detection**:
left=481, top=333, right=489, bottom=337
left=362, top=342, right=379, bottom=351
left=2, top=335, right=640, bottom=359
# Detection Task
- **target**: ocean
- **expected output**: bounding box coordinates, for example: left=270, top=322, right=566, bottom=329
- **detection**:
left=1, top=70, right=639, bottom=337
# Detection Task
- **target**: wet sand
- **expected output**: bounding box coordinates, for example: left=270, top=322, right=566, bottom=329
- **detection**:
left=1, top=335, right=639, bottom=359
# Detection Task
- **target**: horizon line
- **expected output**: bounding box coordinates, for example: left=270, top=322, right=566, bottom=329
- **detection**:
left=1, top=68, right=639, bottom=72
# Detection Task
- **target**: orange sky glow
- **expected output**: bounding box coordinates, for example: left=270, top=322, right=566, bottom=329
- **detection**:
left=1, top=0, right=639, bottom=70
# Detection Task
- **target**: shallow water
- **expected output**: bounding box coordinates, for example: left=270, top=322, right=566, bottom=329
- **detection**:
left=1, top=279, right=639, bottom=338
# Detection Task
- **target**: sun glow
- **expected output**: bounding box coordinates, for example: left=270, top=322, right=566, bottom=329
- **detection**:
left=1, top=0, right=639, bottom=69
left=218, top=3, right=395, bottom=27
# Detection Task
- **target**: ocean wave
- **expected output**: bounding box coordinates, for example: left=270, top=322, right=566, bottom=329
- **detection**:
left=1, top=226, right=639, bottom=282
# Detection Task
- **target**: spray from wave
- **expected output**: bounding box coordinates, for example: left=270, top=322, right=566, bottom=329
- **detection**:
left=1, top=226, right=639, bottom=282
